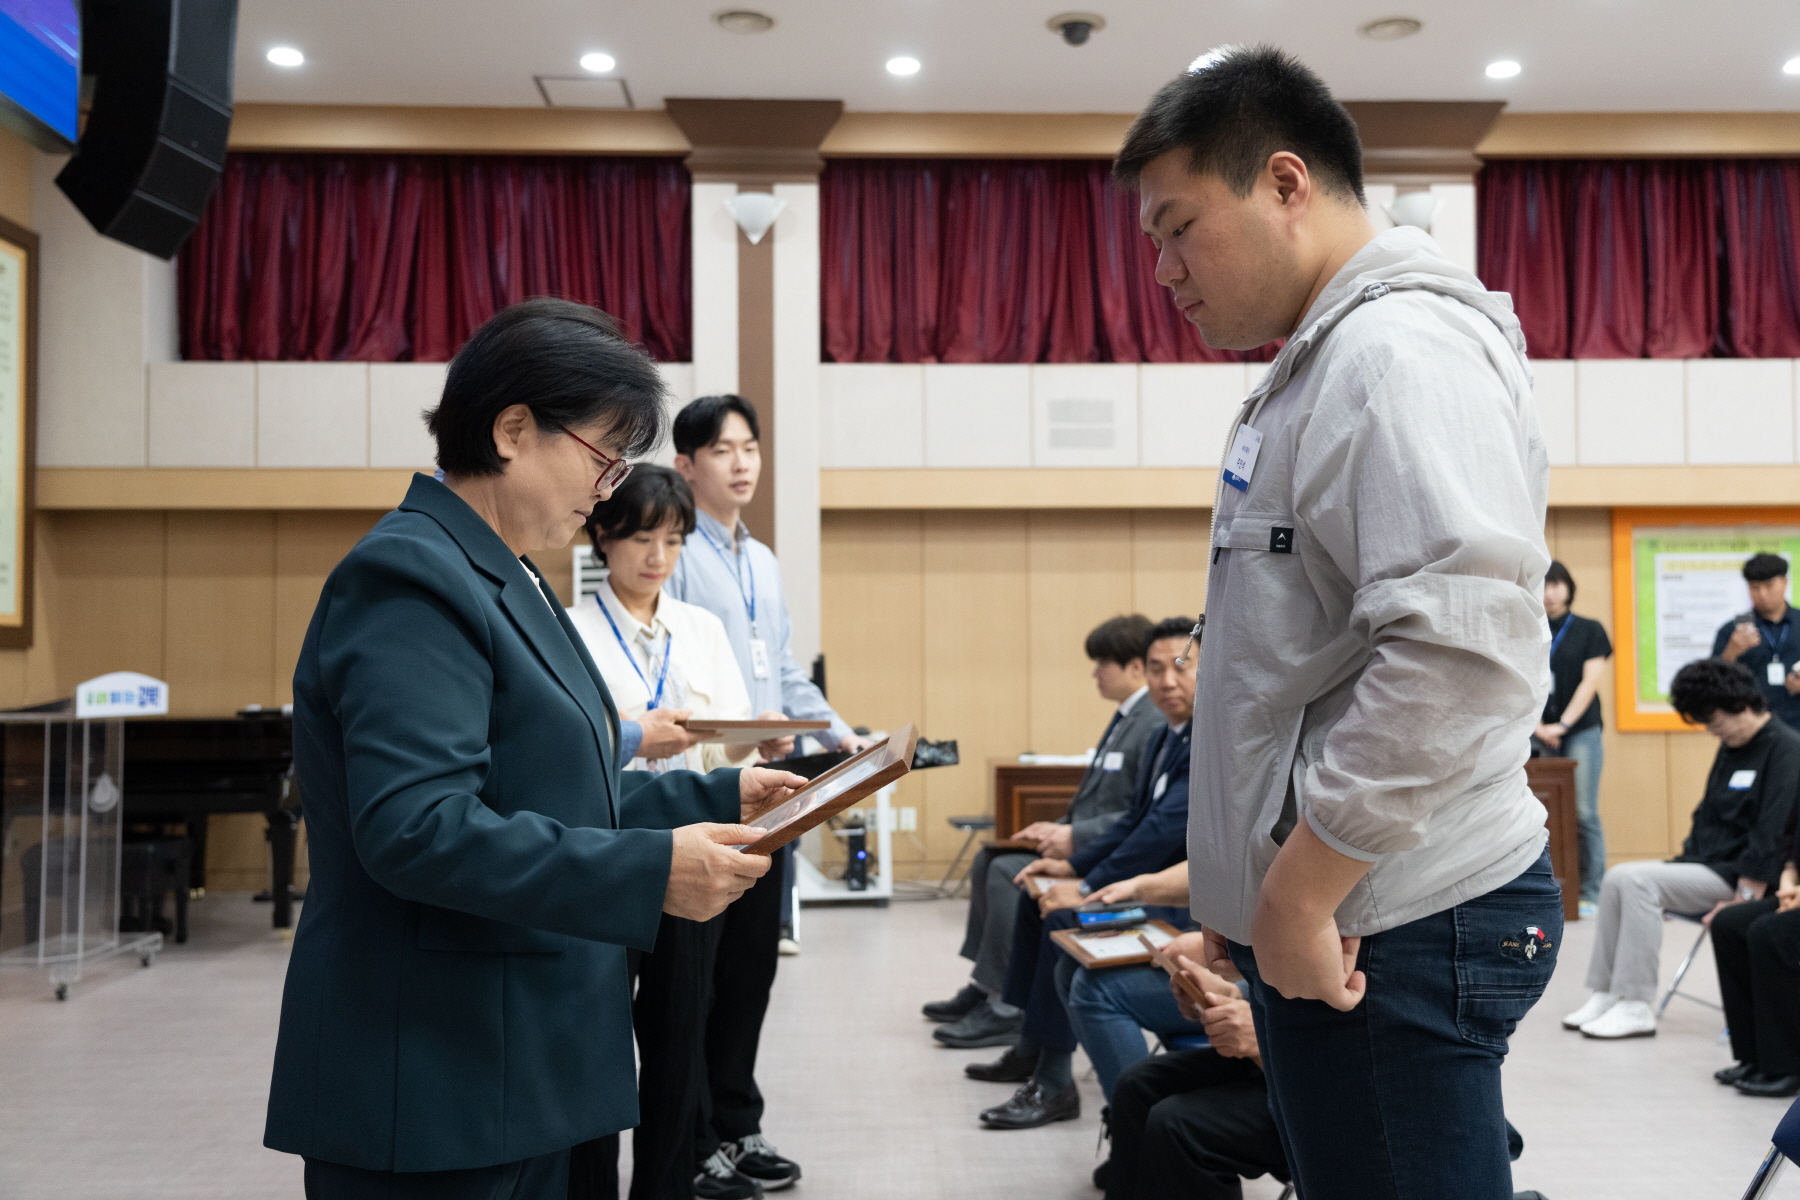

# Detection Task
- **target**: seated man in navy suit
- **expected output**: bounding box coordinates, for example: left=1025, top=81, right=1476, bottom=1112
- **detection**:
left=967, top=616, right=1199, bottom=1129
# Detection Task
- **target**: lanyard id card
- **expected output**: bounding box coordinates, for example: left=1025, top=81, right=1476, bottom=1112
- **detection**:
left=749, top=636, right=771, bottom=680
left=1222, top=424, right=1264, bottom=492
left=1772, top=662, right=1789, bottom=687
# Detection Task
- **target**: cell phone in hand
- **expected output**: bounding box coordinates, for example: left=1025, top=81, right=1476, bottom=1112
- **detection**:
left=1077, top=906, right=1146, bottom=927
left=1140, top=934, right=1211, bottom=1007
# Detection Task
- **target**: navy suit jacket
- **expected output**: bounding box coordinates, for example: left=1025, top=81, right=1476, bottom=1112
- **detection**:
left=1068, top=720, right=1192, bottom=893
left=264, top=475, right=740, bottom=1173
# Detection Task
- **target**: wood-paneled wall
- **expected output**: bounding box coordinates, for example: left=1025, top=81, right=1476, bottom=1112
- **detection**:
left=821, top=506, right=1710, bottom=882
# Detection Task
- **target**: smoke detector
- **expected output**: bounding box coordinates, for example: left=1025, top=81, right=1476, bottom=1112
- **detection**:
left=1358, top=16, right=1423, bottom=41
left=714, top=10, right=776, bottom=34
left=1047, top=12, right=1106, bottom=46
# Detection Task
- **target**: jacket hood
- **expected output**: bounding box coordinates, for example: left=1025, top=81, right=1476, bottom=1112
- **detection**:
left=1250, top=226, right=1532, bottom=405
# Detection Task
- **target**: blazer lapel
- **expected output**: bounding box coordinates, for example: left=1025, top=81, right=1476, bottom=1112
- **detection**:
left=399, top=475, right=620, bottom=821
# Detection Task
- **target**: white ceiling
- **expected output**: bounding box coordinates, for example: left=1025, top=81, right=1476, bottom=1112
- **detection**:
left=234, top=0, right=1800, bottom=115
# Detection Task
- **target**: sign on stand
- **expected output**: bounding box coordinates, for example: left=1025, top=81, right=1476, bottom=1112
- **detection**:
left=75, top=672, right=170, bottom=719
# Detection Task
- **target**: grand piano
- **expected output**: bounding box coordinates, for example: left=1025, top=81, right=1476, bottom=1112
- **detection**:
left=122, top=713, right=300, bottom=928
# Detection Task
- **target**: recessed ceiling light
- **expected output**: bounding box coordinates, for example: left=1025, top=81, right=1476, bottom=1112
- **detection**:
left=1784, top=56, right=1800, bottom=75
left=266, top=46, right=304, bottom=67
left=1486, top=59, right=1521, bottom=79
left=579, top=52, right=615, bottom=73
left=1359, top=17, right=1422, bottom=41
left=714, top=9, right=775, bottom=34
left=886, top=56, right=921, bottom=76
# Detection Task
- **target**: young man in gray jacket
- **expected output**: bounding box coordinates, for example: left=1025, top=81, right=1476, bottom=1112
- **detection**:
left=1115, top=47, right=1560, bottom=1200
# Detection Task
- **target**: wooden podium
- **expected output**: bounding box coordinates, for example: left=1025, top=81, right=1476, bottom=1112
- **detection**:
left=991, top=756, right=1584, bottom=921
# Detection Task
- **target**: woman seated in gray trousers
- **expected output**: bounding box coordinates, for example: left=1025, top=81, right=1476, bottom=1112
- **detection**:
left=1564, top=657, right=1800, bottom=1040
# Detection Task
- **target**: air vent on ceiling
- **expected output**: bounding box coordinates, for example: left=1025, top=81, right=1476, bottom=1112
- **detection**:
left=535, top=76, right=635, bottom=109
left=1046, top=398, right=1115, bottom=450
left=1358, top=16, right=1423, bottom=41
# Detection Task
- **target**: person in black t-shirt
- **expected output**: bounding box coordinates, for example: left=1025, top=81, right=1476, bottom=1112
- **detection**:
left=1709, top=808, right=1800, bottom=1098
left=1563, top=659, right=1800, bottom=1041
left=1532, top=561, right=1613, bottom=912
left=1711, top=552, right=1800, bottom=729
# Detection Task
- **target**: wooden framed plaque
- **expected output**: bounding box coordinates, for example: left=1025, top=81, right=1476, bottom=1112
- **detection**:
left=684, top=718, right=831, bottom=745
left=1139, top=932, right=1211, bottom=1007
left=1049, top=918, right=1182, bottom=970
left=737, top=723, right=919, bottom=855
left=0, top=217, right=34, bottom=648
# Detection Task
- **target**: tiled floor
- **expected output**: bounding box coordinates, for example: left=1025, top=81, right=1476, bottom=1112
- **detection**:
left=0, top=892, right=1796, bottom=1199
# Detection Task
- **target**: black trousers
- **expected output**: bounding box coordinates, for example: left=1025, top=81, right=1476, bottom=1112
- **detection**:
left=702, top=843, right=786, bottom=1150
left=1713, top=898, right=1800, bottom=1077
left=306, top=1150, right=568, bottom=1200
left=1105, top=1048, right=1287, bottom=1200
left=568, top=913, right=726, bottom=1200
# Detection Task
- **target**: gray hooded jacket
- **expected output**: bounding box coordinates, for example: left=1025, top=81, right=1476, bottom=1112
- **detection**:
left=1189, top=226, right=1552, bottom=944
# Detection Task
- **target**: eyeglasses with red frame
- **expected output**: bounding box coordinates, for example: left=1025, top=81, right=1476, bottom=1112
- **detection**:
left=558, top=425, right=633, bottom=492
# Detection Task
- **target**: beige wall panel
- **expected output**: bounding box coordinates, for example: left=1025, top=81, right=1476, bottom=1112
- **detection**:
left=1026, top=511, right=1136, bottom=759
left=1130, top=509, right=1211, bottom=624
left=1662, top=732, right=1717, bottom=858
left=917, top=510, right=1030, bottom=870
left=818, top=511, right=929, bottom=866
left=41, top=511, right=167, bottom=694
left=0, top=128, right=30, bottom=227
left=164, top=512, right=279, bottom=716
left=273, top=512, right=383, bottom=705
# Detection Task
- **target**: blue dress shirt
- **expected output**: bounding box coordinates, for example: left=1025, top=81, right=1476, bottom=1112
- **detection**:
left=665, top=509, right=853, bottom=748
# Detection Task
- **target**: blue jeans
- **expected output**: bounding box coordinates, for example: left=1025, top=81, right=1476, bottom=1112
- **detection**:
left=1230, top=849, right=1561, bottom=1200
left=1058, top=960, right=1209, bottom=1102
left=1561, top=725, right=1606, bottom=903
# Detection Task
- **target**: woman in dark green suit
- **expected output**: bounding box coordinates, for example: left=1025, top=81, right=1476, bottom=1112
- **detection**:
left=264, top=299, right=802, bottom=1199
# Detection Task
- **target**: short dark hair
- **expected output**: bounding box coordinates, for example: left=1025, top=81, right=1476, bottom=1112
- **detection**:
left=585, top=465, right=696, bottom=565
left=673, top=394, right=762, bottom=459
left=1745, top=553, right=1790, bottom=583
left=1669, top=658, right=1767, bottom=724
left=1113, top=44, right=1365, bottom=206
left=1085, top=615, right=1154, bottom=667
left=1145, top=616, right=1198, bottom=656
left=1545, top=560, right=1576, bottom=603
left=426, top=297, right=666, bottom=478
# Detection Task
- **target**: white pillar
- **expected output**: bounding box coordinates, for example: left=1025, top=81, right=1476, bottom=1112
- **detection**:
left=772, top=182, right=822, bottom=666
left=689, top=181, right=739, bottom=398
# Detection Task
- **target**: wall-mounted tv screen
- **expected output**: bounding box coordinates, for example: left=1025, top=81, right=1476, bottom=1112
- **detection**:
left=0, top=0, right=80, bottom=151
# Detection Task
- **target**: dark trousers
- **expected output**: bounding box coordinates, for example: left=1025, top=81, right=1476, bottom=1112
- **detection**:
left=306, top=1151, right=568, bottom=1200
left=1106, top=1048, right=1286, bottom=1200
left=702, top=843, right=785, bottom=1149
left=957, top=847, right=1036, bottom=993
left=1002, top=897, right=1082, bottom=1052
left=1230, top=849, right=1561, bottom=1200
left=1713, top=897, right=1800, bottom=1077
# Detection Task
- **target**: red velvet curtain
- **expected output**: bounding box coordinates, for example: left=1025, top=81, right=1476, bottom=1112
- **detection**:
left=180, top=153, right=691, bottom=362
left=821, top=158, right=1273, bottom=364
left=1478, top=158, right=1800, bottom=359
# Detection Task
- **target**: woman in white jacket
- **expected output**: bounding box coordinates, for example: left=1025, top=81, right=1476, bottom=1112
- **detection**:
left=565, top=464, right=783, bottom=1200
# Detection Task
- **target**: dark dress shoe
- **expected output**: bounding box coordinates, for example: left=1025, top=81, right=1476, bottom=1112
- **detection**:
left=980, top=1080, right=1081, bottom=1129
left=923, top=983, right=988, bottom=1023
left=1736, top=1072, right=1800, bottom=1097
left=965, top=1045, right=1038, bottom=1082
left=1716, top=1061, right=1758, bottom=1086
left=934, top=1002, right=1024, bottom=1048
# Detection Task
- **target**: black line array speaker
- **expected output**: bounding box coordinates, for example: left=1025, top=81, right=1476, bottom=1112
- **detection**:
left=55, top=0, right=238, bottom=260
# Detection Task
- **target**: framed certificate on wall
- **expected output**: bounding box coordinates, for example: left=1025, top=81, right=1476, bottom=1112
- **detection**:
left=1611, top=507, right=1800, bottom=732
left=0, top=217, right=34, bottom=648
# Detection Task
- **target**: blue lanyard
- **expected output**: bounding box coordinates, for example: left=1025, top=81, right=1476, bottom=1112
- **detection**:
left=1762, top=617, right=1790, bottom=655
left=597, top=595, right=672, bottom=710
left=698, top=525, right=756, bottom=626
left=1549, top=616, right=1573, bottom=659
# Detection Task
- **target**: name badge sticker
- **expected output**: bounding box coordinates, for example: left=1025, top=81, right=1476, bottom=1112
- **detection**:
left=1222, top=425, right=1264, bottom=492
left=1102, top=751, right=1125, bottom=771
left=749, top=637, right=772, bottom=680
left=1730, top=769, right=1757, bottom=790
left=1771, top=662, right=1788, bottom=687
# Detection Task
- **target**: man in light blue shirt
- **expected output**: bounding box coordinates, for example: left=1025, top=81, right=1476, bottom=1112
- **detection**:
left=663, top=394, right=870, bottom=1198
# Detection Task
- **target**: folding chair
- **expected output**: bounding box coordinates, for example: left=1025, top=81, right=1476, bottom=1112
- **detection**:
left=1740, top=1091, right=1800, bottom=1198
left=1657, top=910, right=1723, bottom=1017
left=936, top=815, right=994, bottom=897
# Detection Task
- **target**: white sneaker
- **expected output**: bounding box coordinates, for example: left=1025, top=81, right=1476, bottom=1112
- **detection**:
left=1562, top=991, right=1617, bottom=1030
left=1581, top=998, right=1657, bottom=1039
left=777, top=936, right=800, bottom=957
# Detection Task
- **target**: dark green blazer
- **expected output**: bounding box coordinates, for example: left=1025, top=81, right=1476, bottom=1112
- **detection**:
left=264, top=474, right=740, bottom=1173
